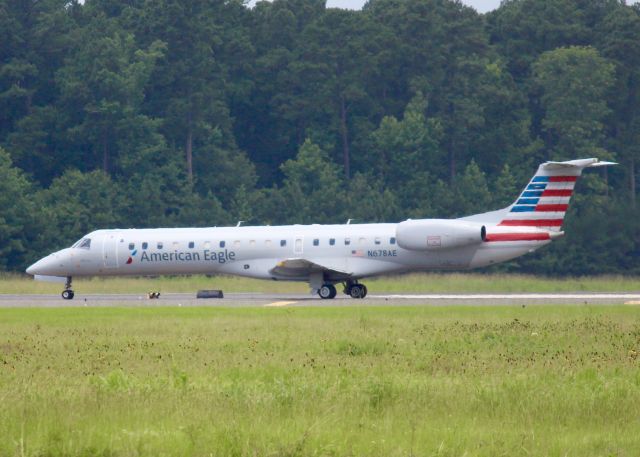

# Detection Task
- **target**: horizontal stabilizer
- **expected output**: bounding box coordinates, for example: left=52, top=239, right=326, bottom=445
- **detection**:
left=543, top=158, right=617, bottom=169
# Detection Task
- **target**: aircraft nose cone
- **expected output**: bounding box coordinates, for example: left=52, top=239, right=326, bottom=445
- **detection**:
left=25, top=254, right=62, bottom=276
left=26, top=257, right=49, bottom=276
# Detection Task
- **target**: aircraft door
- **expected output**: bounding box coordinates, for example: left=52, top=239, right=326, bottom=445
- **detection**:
left=294, top=237, right=304, bottom=255
left=102, top=232, right=120, bottom=268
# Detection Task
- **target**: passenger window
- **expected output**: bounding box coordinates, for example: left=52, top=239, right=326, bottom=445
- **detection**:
left=220, top=241, right=225, bottom=248
left=173, top=241, right=179, bottom=248
left=390, top=237, right=396, bottom=245
left=188, top=241, right=195, bottom=249
left=157, top=242, right=163, bottom=249
left=234, top=240, right=240, bottom=247
left=374, top=237, right=381, bottom=245
left=345, top=238, right=351, bottom=246
left=359, top=237, right=366, bottom=245
left=142, top=242, right=148, bottom=250
left=128, top=243, right=135, bottom=250
left=204, top=241, right=211, bottom=249
left=313, top=239, right=319, bottom=246
left=329, top=238, right=335, bottom=246
left=79, top=238, right=91, bottom=249
left=280, top=240, right=286, bottom=247
left=250, top=240, right=256, bottom=246
left=265, top=240, right=272, bottom=246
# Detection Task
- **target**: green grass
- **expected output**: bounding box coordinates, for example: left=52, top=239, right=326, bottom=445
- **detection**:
left=1, top=272, right=639, bottom=294
left=1, top=305, right=640, bottom=456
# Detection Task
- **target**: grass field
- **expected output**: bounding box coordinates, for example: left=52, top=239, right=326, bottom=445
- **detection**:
left=1, top=305, right=640, bottom=456
left=1, top=272, right=639, bottom=294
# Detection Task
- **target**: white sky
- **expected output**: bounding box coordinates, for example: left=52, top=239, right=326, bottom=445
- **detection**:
left=253, top=0, right=639, bottom=14
left=326, top=0, right=501, bottom=13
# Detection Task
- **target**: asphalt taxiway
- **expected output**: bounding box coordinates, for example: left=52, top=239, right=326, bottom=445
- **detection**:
left=1, top=292, right=639, bottom=307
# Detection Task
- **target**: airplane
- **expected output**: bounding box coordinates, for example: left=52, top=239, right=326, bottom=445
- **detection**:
left=26, top=158, right=614, bottom=300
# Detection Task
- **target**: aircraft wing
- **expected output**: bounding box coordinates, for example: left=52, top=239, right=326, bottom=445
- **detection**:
left=269, top=258, right=352, bottom=280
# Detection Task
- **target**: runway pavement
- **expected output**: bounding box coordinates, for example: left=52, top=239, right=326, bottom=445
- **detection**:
left=1, top=292, right=639, bottom=307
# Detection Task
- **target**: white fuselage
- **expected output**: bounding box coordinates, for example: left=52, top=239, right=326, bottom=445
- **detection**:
left=25, top=158, right=613, bottom=299
left=26, top=222, right=548, bottom=281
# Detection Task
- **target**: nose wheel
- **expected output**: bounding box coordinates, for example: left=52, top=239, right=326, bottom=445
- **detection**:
left=62, top=276, right=74, bottom=300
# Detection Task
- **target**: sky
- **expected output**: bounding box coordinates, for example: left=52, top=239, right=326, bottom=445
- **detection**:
left=325, top=0, right=500, bottom=13
left=254, top=0, right=640, bottom=13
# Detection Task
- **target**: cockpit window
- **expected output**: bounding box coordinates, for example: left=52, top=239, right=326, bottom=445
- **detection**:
left=78, top=238, right=91, bottom=249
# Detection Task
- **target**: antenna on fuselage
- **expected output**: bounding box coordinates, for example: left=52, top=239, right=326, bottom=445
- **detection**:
left=236, top=221, right=245, bottom=227
left=346, top=219, right=357, bottom=225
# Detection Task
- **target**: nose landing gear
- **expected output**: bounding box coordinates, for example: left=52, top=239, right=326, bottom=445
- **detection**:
left=61, top=276, right=74, bottom=300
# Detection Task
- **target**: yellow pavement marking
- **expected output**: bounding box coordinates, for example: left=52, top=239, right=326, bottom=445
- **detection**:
left=624, top=301, right=640, bottom=305
left=264, top=300, right=297, bottom=307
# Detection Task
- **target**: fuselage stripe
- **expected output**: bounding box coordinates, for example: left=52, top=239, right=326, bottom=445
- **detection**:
left=485, top=233, right=551, bottom=242
left=498, top=219, right=564, bottom=227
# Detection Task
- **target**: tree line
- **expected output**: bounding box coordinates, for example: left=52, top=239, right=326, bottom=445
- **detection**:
left=0, top=0, right=638, bottom=275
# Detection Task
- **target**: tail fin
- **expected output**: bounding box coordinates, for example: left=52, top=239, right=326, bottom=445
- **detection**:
left=461, top=158, right=616, bottom=229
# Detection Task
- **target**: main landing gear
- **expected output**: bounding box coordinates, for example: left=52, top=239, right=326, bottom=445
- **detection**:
left=61, top=276, right=74, bottom=300
left=316, top=281, right=367, bottom=299
left=345, top=281, right=367, bottom=299
left=318, top=284, right=337, bottom=299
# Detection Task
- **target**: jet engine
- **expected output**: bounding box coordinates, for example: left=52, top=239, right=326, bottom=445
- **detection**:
left=396, top=219, right=486, bottom=251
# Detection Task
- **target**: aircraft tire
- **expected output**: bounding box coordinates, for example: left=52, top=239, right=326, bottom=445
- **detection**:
left=62, top=290, right=74, bottom=300
left=319, top=284, right=336, bottom=299
left=361, top=285, right=368, bottom=298
left=349, top=285, right=365, bottom=299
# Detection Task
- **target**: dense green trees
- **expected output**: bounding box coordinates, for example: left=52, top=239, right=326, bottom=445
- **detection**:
left=0, top=0, right=638, bottom=274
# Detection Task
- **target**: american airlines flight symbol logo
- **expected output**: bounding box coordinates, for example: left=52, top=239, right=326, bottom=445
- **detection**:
left=126, top=249, right=137, bottom=265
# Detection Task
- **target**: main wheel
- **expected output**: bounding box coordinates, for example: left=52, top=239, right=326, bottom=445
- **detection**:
left=62, top=289, right=74, bottom=300
left=318, top=284, right=337, bottom=299
left=360, top=284, right=368, bottom=298
left=349, top=284, right=364, bottom=299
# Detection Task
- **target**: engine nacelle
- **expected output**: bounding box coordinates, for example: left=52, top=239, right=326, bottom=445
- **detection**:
left=396, top=219, right=486, bottom=251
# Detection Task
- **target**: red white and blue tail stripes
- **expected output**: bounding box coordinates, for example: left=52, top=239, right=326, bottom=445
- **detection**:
left=498, top=172, right=579, bottom=231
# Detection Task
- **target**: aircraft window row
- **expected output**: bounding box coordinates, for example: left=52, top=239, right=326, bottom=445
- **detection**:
left=128, top=240, right=227, bottom=250
left=307, top=237, right=397, bottom=247
left=127, top=237, right=397, bottom=250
